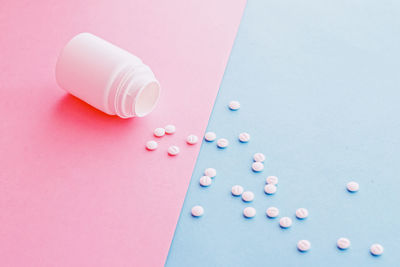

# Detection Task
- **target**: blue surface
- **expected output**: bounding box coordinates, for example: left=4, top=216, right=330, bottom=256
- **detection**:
left=166, top=1, right=400, bottom=266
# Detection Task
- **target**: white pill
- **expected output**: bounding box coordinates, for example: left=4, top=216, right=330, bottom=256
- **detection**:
left=154, top=127, right=165, bottom=137
left=252, top=162, right=264, bottom=172
left=191, top=205, right=204, bottom=217
left=204, top=132, right=217, bottom=142
left=217, top=138, right=229, bottom=148
left=231, top=185, right=244, bottom=196
left=204, top=168, right=216, bottom=178
left=347, top=181, right=359, bottom=192
left=253, top=152, right=266, bottom=162
left=186, top=134, right=199, bottom=145
left=264, top=184, right=277, bottom=195
left=279, top=217, right=292, bottom=228
left=243, top=207, right=256, bottom=218
left=238, top=132, right=250, bottom=143
left=146, top=140, right=158, bottom=151
left=242, top=191, right=254, bottom=202
left=266, top=176, right=278, bottom=185
left=199, top=176, right=212, bottom=187
left=337, top=238, right=351, bottom=250
left=167, top=145, right=180, bottom=156
left=228, top=100, right=240, bottom=110
left=297, top=240, right=311, bottom=252
left=165, top=124, right=176, bottom=134
left=266, top=207, right=279, bottom=218
left=295, top=208, right=309, bottom=219
left=370, top=244, right=384, bottom=256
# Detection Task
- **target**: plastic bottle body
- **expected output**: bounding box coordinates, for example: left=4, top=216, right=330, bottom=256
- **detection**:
left=55, top=33, right=160, bottom=118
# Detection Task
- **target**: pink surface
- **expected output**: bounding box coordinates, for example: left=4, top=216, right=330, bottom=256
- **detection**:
left=0, top=1, right=246, bottom=266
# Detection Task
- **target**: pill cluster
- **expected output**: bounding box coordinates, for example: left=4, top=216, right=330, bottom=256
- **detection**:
left=204, top=131, right=230, bottom=149
left=145, top=124, right=199, bottom=155
left=192, top=168, right=218, bottom=216
left=198, top=168, right=216, bottom=188
left=252, top=152, right=265, bottom=172
left=189, top=100, right=384, bottom=257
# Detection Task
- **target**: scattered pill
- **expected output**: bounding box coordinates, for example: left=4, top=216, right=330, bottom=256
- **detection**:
left=217, top=138, right=229, bottom=148
left=243, top=207, right=256, bottom=218
left=347, top=181, right=359, bottom=192
left=199, top=176, right=212, bottom=187
left=266, top=176, right=278, bottom=185
left=165, top=124, right=176, bottom=134
left=238, top=132, right=250, bottom=143
left=154, top=127, right=165, bottom=137
left=253, top=153, right=266, bottom=162
left=295, top=208, right=309, bottom=219
left=204, top=168, right=216, bottom=178
left=264, top=184, right=277, bottom=195
left=228, top=100, right=240, bottom=110
left=337, top=238, right=351, bottom=250
left=266, top=207, right=279, bottom=218
left=204, top=132, right=217, bottom=142
left=167, top=145, right=180, bottom=156
left=279, top=217, right=292, bottom=228
left=187, top=134, right=199, bottom=145
left=242, top=191, right=254, bottom=202
left=252, top=162, right=264, bottom=172
left=231, top=185, right=244, bottom=196
left=297, top=240, right=311, bottom=252
left=146, top=140, right=158, bottom=151
left=370, top=244, right=384, bottom=256
left=191, top=205, right=204, bottom=217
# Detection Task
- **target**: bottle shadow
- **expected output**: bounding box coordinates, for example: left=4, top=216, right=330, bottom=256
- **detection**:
left=49, top=93, right=139, bottom=136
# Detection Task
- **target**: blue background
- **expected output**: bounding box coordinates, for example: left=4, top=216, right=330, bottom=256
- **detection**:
left=166, top=0, right=400, bottom=266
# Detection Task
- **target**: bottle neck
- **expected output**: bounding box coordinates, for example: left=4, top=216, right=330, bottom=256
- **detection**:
left=108, top=64, right=160, bottom=118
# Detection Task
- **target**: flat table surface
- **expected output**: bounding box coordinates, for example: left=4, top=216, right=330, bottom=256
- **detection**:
left=166, top=0, right=400, bottom=266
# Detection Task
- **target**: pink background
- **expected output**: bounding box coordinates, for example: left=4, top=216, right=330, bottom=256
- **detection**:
left=0, top=0, right=245, bottom=266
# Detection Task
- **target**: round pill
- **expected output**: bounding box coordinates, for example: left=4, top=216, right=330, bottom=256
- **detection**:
left=242, top=191, right=254, bottom=202
left=231, top=185, right=244, bottom=196
left=238, top=132, right=250, bottom=143
left=186, top=134, right=199, bottom=145
left=199, top=176, right=212, bottom=187
left=253, top=152, right=266, bottom=162
left=204, top=132, right=217, bottom=142
left=297, top=240, right=311, bottom=252
left=243, top=207, right=256, bottom=218
left=266, top=176, right=278, bottom=185
left=191, top=205, right=204, bottom=217
left=266, top=207, right=279, bottom=218
left=165, top=124, right=176, bottom=134
left=167, top=145, right=180, bottom=156
left=204, top=168, right=216, bottom=178
left=337, top=238, right=351, bottom=250
left=154, top=127, right=165, bottom=137
left=217, top=138, right=229, bottom=148
left=279, top=217, right=292, bottom=228
left=146, top=140, right=158, bottom=151
left=295, top=208, right=309, bottom=219
left=252, top=162, right=264, bottom=172
left=370, top=244, right=384, bottom=256
left=228, top=100, right=240, bottom=110
left=264, top=184, right=277, bottom=195
left=347, top=181, right=359, bottom=192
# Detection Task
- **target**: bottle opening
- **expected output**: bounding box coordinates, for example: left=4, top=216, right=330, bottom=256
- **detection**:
left=134, top=81, right=161, bottom=117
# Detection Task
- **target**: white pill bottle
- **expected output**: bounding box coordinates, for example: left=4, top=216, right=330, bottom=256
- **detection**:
left=55, top=33, right=161, bottom=118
